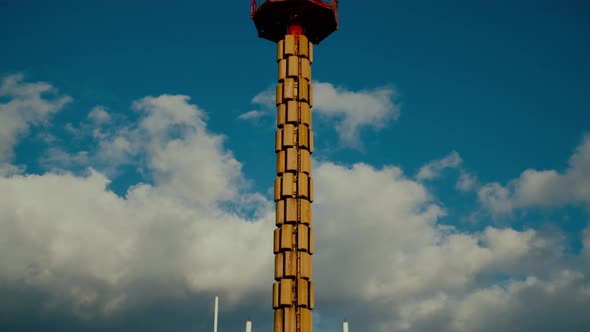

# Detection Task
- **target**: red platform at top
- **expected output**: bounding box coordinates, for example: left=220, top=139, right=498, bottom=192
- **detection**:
left=251, top=0, right=339, bottom=44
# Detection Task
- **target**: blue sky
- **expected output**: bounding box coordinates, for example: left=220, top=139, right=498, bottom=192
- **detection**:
left=1, top=1, right=590, bottom=331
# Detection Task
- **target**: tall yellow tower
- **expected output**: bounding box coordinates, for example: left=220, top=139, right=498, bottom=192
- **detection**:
left=251, top=1, right=339, bottom=332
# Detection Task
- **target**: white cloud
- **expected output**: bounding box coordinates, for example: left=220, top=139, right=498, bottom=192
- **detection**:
left=391, top=271, right=590, bottom=332
left=478, top=182, right=514, bottom=215
left=312, top=161, right=578, bottom=331
left=416, top=151, right=463, bottom=181
left=0, top=94, right=273, bottom=318
left=3, top=141, right=573, bottom=327
left=456, top=170, right=478, bottom=192
left=0, top=78, right=588, bottom=331
left=251, top=87, right=275, bottom=108
left=416, top=152, right=479, bottom=193
left=131, top=94, right=245, bottom=204
left=251, top=81, right=400, bottom=147
left=40, top=148, right=90, bottom=169
left=88, top=106, right=111, bottom=124
left=313, top=162, right=562, bottom=300
left=0, top=74, right=71, bottom=162
left=313, top=161, right=444, bottom=299
left=0, top=169, right=273, bottom=317
left=478, top=135, right=590, bottom=215
left=0, top=163, right=26, bottom=176
left=238, top=110, right=265, bottom=120
left=312, top=82, right=399, bottom=146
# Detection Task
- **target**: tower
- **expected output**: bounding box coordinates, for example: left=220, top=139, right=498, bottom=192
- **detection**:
left=251, top=1, right=339, bottom=332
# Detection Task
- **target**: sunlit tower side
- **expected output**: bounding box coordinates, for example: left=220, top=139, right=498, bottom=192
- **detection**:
left=251, top=1, right=339, bottom=332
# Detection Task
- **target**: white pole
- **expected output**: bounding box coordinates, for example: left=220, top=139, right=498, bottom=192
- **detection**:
left=214, top=296, right=219, bottom=332
left=343, top=320, right=349, bottom=332
left=245, top=320, right=252, bottom=332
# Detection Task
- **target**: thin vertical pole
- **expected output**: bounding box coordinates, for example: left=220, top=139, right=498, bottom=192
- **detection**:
left=214, top=296, right=219, bottom=332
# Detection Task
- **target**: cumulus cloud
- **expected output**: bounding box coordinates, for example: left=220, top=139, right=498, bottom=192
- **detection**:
left=0, top=93, right=273, bottom=319
left=251, top=81, right=400, bottom=147
left=118, top=94, right=246, bottom=204
left=88, top=106, right=111, bottom=124
left=312, top=82, right=399, bottom=146
left=314, top=162, right=562, bottom=300
left=238, top=110, right=265, bottom=120
left=3, top=147, right=576, bottom=329
left=456, top=170, right=478, bottom=192
left=311, top=162, right=579, bottom=331
left=392, top=270, right=590, bottom=332
left=0, top=163, right=26, bottom=177
left=0, top=74, right=71, bottom=162
left=416, top=152, right=479, bottom=194
left=40, top=148, right=90, bottom=170
left=478, top=182, right=514, bottom=215
left=1, top=77, right=589, bottom=331
left=478, top=135, right=590, bottom=215
left=416, top=151, right=463, bottom=181
left=251, top=87, right=275, bottom=107
left=0, top=169, right=273, bottom=317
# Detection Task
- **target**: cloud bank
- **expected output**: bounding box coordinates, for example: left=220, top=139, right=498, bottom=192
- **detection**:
left=1, top=75, right=589, bottom=331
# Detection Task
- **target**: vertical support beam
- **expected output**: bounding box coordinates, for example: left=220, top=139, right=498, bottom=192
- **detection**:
left=274, top=32, right=315, bottom=332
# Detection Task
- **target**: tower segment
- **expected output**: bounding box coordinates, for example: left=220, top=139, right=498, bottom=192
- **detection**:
left=251, top=1, right=339, bottom=332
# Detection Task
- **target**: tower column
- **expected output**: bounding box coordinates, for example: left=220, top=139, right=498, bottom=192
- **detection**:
left=272, top=32, right=315, bottom=332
